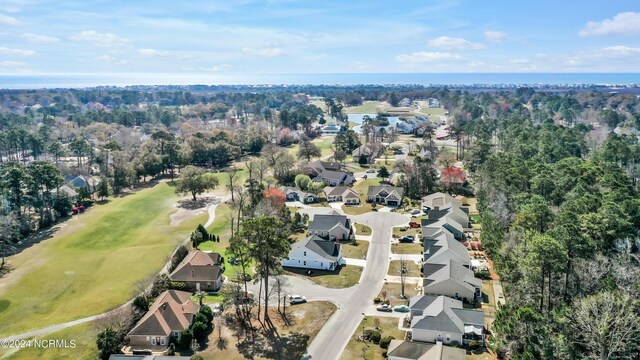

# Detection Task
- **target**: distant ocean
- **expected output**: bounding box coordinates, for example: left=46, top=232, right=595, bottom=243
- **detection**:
left=1, top=73, right=640, bottom=89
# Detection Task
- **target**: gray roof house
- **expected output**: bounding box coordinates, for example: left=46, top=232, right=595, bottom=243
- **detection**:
left=313, top=169, right=355, bottom=187
left=408, top=294, right=484, bottom=346
left=280, top=186, right=318, bottom=204
left=307, top=212, right=354, bottom=241
left=367, top=185, right=404, bottom=206
left=302, top=160, right=342, bottom=177
left=282, top=234, right=345, bottom=270
left=387, top=340, right=465, bottom=360
left=423, top=228, right=471, bottom=268
left=324, top=186, right=360, bottom=204
left=421, top=192, right=462, bottom=211
left=352, top=143, right=384, bottom=164
left=422, top=259, right=482, bottom=303
left=421, top=209, right=467, bottom=240
left=65, top=175, right=101, bottom=193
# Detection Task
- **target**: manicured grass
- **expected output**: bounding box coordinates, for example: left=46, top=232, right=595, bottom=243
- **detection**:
left=354, top=223, right=372, bottom=236
left=388, top=260, right=421, bottom=277
left=198, top=301, right=337, bottom=359
left=0, top=183, right=209, bottom=337
left=391, top=242, right=423, bottom=255
left=191, top=292, right=224, bottom=305
left=344, top=101, right=382, bottom=114
left=392, top=226, right=422, bottom=238
left=283, top=265, right=363, bottom=288
left=341, top=240, right=369, bottom=260
left=416, top=107, right=445, bottom=116
left=0, top=322, right=99, bottom=360
left=377, top=282, right=420, bottom=307
left=353, top=177, right=381, bottom=196
left=340, top=316, right=406, bottom=360
left=341, top=202, right=375, bottom=215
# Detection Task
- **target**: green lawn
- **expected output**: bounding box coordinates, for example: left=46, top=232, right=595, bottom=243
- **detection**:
left=0, top=182, right=208, bottom=337
left=354, top=223, right=372, bottom=236
left=344, top=101, right=382, bottom=114
left=341, top=240, right=369, bottom=259
left=388, top=260, right=421, bottom=277
left=391, top=242, right=423, bottom=255
left=353, top=177, right=381, bottom=195
left=0, top=322, right=99, bottom=360
left=392, top=226, right=422, bottom=238
left=283, top=265, right=363, bottom=288
left=191, top=292, right=224, bottom=305
left=341, top=202, right=375, bottom=215
left=416, top=107, right=445, bottom=116
left=340, top=316, right=406, bottom=360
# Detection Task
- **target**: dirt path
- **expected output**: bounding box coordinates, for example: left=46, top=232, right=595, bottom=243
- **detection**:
left=0, top=196, right=229, bottom=342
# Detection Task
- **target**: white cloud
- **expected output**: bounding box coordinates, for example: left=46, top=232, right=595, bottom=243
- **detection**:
left=602, top=45, right=640, bottom=55
left=22, top=33, right=60, bottom=43
left=198, top=64, right=233, bottom=72
left=427, top=36, right=485, bottom=50
left=95, top=55, right=129, bottom=65
left=137, top=48, right=172, bottom=57
left=579, top=12, right=640, bottom=36
left=0, top=60, right=23, bottom=66
left=241, top=46, right=286, bottom=57
left=484, top=31, right=506, bottom=42
left=396, top=51, right=462, bottom=63
left=0, top=13, right=19, bottom=25
left=70, top=30, right=130, bottom=47
left=0, top=46, right=35, bottom=56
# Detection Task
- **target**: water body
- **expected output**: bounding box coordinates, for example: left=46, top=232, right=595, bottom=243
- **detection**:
left=348, top=114, right=400, bottom=133
left=1, top=73, right=640, bottom=89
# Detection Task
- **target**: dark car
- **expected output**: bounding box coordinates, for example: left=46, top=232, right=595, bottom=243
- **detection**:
left=399, top=235, right=415, bottom=243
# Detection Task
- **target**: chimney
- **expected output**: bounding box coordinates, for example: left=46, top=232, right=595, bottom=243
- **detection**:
left=191, top=270, right=194, bottom=278
left=162, top=303, right=167, bottom=311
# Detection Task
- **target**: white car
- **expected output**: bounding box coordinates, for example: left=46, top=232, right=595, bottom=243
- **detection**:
left=366, top=169, right=376, bottom=173
left=212, top=303, right=223, bottom=315
left=289, top=295, right=307, bottom=304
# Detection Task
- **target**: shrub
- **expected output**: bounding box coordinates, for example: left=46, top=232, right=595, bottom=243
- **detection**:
left=192, top=321, right=208, bottom=342
left=469, top=340, right=480, bottom=350
left=178, top=328, right=193, bottom=349
left=382, top=300, right=390, bottom=305
left=191, top=356, right=204, bottom=360
left=369, top=330, right=382, bottom=344
left=199, top=305, right=214, bottom=324
left=132, top=295, right=149, bottom=312
left=379, top=336, right=394, bottom=349
left=194, top=312, right=209, bottom=325
left=373, top=297, right=381, bottom=304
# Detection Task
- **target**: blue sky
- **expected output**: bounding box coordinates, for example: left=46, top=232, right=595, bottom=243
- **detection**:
left=1, top=0, right=640, bottom=74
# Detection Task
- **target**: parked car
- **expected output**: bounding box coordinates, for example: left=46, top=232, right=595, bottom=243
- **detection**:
left=376, top=304, right=393, bottom=312
left=399, top=235, right=414, bottom=243
left=408, top=221, right=420, bottom=228
left=393, top=305, right=410, bottom=313
left=212, top=303, right=223, bottom=315
left=289, top=295, right=307, bottom=304
left=366, top=169, right=376, bottom=173
left=410, top=209, right=421, bottom=215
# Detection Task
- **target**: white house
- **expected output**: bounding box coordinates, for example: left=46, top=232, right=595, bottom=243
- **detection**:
left=282, top=234, right=345, bottom=270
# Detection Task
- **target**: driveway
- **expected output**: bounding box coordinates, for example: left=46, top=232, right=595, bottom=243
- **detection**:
left=306, top=211, right=409, bottom=360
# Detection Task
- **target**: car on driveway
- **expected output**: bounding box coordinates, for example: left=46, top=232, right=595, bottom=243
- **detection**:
left=408, top=221, right=420, bottom=228
left=289, top=295, right=307, bottom=304
left=399, top=235, right=414, bottom=243
left=410, top=209, right=421, bottom=216
left=393, top=305, right=410, bottom=313
left=366, top=168, right=376, bottom=173
left=376, top=304, right=393, bottom=312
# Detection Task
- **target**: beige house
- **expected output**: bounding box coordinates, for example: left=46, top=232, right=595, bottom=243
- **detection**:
left=169, top=250, right=223, bottom=292
left=127, top=290, right=198, bottom=351
left=324, top=186, right=360, bottom=204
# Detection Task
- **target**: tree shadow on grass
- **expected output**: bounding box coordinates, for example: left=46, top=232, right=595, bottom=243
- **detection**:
left=237, top=331, right=310, bottom=360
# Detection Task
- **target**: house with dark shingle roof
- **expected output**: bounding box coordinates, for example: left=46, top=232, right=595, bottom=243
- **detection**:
left=282, top=234, right=345, bottom=270
left=352, top=143, right=384, bottom=164
left=302, top=160, right=342, bottom=177
left=313, top=169, right=355, bottom=186
left=408, top=295, right=484, bottom=346
left=127, top=290, right=199, bottom=351
left=387, top=340, right=465, bottom=360
left=367, top=185, right=404, bottom=206
left=423, top=228, right=471, bottom=268
left=307, top=212, right=354, bottom=241
left=169, top=250, right=222, bottom=292
left=280, top=186, right=318, bottom=204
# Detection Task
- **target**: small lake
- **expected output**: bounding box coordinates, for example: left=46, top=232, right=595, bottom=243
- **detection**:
left=348, top=114, right=400, bottom=133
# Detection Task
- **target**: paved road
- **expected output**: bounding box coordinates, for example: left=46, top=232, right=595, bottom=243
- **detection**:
left=306, top=211, right=409, bottom=360
left=0, top=197, right=229, bottom=343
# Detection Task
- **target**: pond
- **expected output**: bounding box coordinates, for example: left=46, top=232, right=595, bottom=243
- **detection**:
left=348, top=114, right=400, bottom=133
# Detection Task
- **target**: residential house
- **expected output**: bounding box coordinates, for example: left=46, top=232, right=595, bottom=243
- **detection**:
left=352, top=143, right=384, bottom=164
left=396, top=121, right=416, bottom=134
left=367, top=185, right=404, bottom=206
left=280, top=186, right=318, bottom=204
left=427, top=98, right=441, bottom=108
left=324, top=186, right=360, bottom=204
left=422, top=260, right=482, bottom=302
left=408, top=295, right=484, bottom=345
left=313, top=169, right=355, bottom=186
left=421, top=209, right=469, bottom=240
left=302, top=160, right=342, bottom=177
left=421, top=192, right=462, bottom=211
left=321, top=122, right=342, bottom=134
left=65, top=175, right=102, bottom=193
left=440, top=167, right=466, bottom=189
left=307, top=212, right=354, bottom=241
left=55, top=184, right=78, bottom=199
left=416, top=147, right=432, bottom=160
left=127, top=290, right=199, bottom=351
left=169, top=250, right=223, bottom=292
left=387, top=340, right=465, bottom=360
left=423, top=228, right=471, bottom=268
left=281, top=234, right=345, bottom=270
